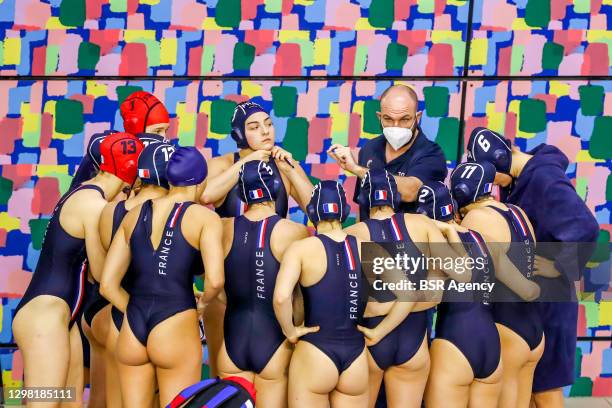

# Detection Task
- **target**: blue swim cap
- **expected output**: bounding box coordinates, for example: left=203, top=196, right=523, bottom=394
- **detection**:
left=137, top=143, right=175, bottom=189
left=450, top=161, right=496, bottom=209
left=237, top=160, right=278, bottom=205
left=87, top=130, right=117, bottom=169
left=307, top=180, right=350, bottom=225
left=166, top=147, right=208, bottom=187
left=466, top=127, right=512, bottom=174
left=136, top=132, right=167, bottom=148
left=357, top=169, right=400, bottom=211
left=416, top=181, right=455, bottom=222
left=231, top=101, right=268, bottom=149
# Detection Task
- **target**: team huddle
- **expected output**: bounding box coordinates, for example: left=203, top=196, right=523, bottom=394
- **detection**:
left=12, top=86, right=598, bottom=408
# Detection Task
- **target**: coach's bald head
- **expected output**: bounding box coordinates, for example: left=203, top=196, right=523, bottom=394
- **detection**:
left=377, top=84, right=421, bottom=130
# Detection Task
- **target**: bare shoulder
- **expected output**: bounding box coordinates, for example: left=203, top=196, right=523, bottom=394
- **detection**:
left=288, top=235, right=320, bottom=253
left=344, top=222, right=370, bottom=240
left=277, top=218, right=308, bottom=238
left=207, top=153, right=234, bottom=176
left=187, top=203, right=222, bottom=226
left=123, top=202, right=144, bottom=223
left=221, top=217, right=234, bottom=230
left=403, top=213, right=434, bottom=238
left=461, top=207, right=497, bottom=234
left=100, top=200, right=119, bottom=221
left=67, top=188, right=107, bottom=218
left=403, top=212, right=432, bottom=225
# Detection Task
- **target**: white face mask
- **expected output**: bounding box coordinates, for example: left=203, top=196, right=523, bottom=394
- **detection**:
left=383, top=126, right=414, bottom=150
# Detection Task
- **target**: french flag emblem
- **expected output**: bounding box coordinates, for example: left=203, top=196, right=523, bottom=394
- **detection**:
left=138, top=169, right=150, bottom=178
left=440, top=204, right=453, bottom=216
left=249, top=189, right=264, bottom=200
left=374, top=190, right=387, bottom=200
left=322, top=203, right=338, bottom=214
left=483, top=183, right=493, bottom=193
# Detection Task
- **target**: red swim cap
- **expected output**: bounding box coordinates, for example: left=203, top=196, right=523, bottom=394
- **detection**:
left=120, top=91, right=170, bottom=135
left=99, top=133, right=144, bottom=184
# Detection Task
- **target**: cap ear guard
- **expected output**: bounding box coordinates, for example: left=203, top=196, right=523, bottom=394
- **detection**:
left=230, top=126, right=248, bottom=149
left=338, top=182, right=351, bottom=224
left=306, top=183, right=321, bottom=225
left=120, top=159, right=138, bottom=185
left=452, top=183, right=472, bottom=209
left=387, top=172, right=401, bottom=211
left=306, top=202, right=318, bottom=225
left=492, top=148, right=511, bottom=173
left=356, top=173, right=371, bottom=208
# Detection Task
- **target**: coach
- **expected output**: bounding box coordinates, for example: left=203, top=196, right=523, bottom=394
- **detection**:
left=329, top=84, right=447, bottom=221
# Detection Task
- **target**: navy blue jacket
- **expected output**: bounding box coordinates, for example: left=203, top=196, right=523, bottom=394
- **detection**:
left=507, top=144, right=598, bottom=287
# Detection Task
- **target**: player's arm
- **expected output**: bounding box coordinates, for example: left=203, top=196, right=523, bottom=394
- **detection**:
left=199, top=209, right=225, bottom=305
left=357, top=237, right=416, bottom=346
left=273, top=147, right=314, bottom=211
left=100, top=208, right=138, bottom=312
left=274, top=240, right=319, bottom=343
left=425, top=217, right=472, bottom=283
left=82, top=195, right=109, bottom=282
left=201, top=151, right=271, bottom=207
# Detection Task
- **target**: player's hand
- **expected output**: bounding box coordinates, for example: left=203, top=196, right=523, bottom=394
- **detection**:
left=272, top=147, right=296, bottom=173
left=534, top=255, right=561, bottom=278
left=328, top=144, right=358, bottom=173
left=243, top=149, right=271, bottom=163
left=195, top=290, right=208, bottom=316
left=357, top=324, right=384, bottom=346
left=271, top=146, right=293, bottom=163
left=284, top=324, right=320, bottom=344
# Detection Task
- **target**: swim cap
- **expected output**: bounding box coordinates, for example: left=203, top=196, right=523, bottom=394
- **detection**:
left=307, top=180, right=350, bottom=226
left=237, top=160, right=278, bottom=205
left=357, top=169, right=400, bottom=211
left=450, top=161, right=496, bottom=209
left=167, top=377, right=255, bottom=408
left=416, top=181, right=455, bottom=222
left=466, top=127, right=512, bottom=174
left=120, top=91, right=170, bottom=135
left=166, top=147, right=208, bottom=187
left=99, top=133, right=144, bottom=184
left=88, top=130, right=117, bottom=169
left=231, top=101, right=268, bottom=149
left=137, top=132, right=167, bottom=147
left=68, top=130, right=118, bottom=192
left=137, top=142, right=175, bottom=189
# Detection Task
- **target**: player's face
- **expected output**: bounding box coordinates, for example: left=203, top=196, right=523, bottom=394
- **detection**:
left=145, top=123, right=170, bottom=137
left=244, top=112, right=275, bottom=150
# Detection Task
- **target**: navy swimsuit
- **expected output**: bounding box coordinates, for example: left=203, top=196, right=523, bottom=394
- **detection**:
left=435, top=230, right=501, bottom=379
left=489, top=205, right=543, bottom=350
left=360, top=214, right=429, bottom=370
left=300, top=234, right=368, bottom=373
left=15, top=184, right=105, bottom=328
left=125, top=200, right=202, bottom=345
left=223, top=215, right=286, bottom=373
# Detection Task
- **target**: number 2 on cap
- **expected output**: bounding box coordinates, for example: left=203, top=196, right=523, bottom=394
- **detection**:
left=418, top=189, right=428, bottom=203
